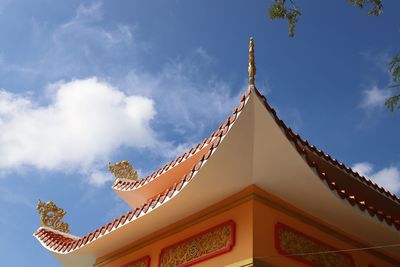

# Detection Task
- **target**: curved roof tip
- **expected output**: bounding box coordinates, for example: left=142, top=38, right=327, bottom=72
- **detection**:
left=248, top=37, right=256, bottom=86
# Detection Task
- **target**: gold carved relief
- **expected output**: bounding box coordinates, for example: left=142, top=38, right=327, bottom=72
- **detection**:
left=37, top=200, right=70, bottom=233
left=109, top=160, right=139, bottom=180
left=276, top=223, right=354, bottom=267
left=159, top=221, right=235, bottom=267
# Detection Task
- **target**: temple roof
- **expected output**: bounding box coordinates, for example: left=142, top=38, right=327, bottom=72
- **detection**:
left=34, top=85, right=400, bottom=266
left=33, top=35, right=400, bottom=263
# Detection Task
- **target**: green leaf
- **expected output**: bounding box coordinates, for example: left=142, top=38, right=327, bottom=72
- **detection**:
left=388, top=54, right=400, bottom=82
left=385, top=94, right=400, bottom=112
left=393, top=67, right=400, bottom=82
left=287, top=9, right=301, bottom=37
left=347, top=0, right=383, bottom=16
left=269, top=2, right=287, bottom=19
left=268, top=0, right=301, bottom=37
left=388, top=55, right=400, bottom=70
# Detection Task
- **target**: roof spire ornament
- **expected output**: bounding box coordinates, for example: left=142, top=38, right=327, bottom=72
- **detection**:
left=248, top=37, right=256, bottom=86
left=37, top=200, right=70, bottom=233
left=109, top=160, right=139, bottom=180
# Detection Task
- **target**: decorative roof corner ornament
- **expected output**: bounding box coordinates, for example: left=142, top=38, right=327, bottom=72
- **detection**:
left=37, top=200, right=70, bottom=233
left=248, top=37, right=256, bottom=86
left=108, top=160, right=139, bottom=180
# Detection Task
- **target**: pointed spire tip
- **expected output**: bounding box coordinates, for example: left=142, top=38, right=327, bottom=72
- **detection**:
left=248, top=37, right=256, bottom=86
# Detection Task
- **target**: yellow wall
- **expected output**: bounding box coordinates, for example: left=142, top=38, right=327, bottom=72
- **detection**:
left=95, top=186, right=399, bottom=267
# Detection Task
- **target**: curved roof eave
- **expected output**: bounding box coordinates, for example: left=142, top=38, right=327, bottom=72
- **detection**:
left=34, top=86, right=400, bottom=264
left=33, top=88, right=251, bottom=258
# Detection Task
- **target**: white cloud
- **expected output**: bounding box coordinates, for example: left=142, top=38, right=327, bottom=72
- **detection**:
left=0, top=77, right=156, bottom=173
left=372, top=167, right=400, bottom=193
left=358, top=50, right=397, bottom=112
left=88, top=170, right=114, bottom=187
left=74, top=2, right=103, bottom=22
left=352, top=162, right=373, bottom=177
left=0, top=2, right=137, bottom=80
left=0, top=2, right=239, bottom=143
left=28, top=2, right=138, bottom=80
left=359, top=86, right=391, bottom=109
left=57, top=2, right=133, bottom=48
left=125, top=53, right=240, bottom=136
left=352, top=162, right=400, bottom=193
left=0, top=3, right=240, bottom=187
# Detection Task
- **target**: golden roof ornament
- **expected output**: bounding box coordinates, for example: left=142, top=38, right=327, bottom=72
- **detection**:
left=108, top=160, right=139, bottom=180
left=248, top=37, right=256, bottom=86
left=37, top=200, right=70, bottom=233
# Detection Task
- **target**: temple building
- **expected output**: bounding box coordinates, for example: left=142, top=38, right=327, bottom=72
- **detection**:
left=34, top=38, right=400, bottom=267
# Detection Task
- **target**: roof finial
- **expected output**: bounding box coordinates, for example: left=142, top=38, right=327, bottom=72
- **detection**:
left=37, top=200, right=70, bottom=233
left=109, top=160, right=139, bottom=180
left=248, top=37, right=256, bottom=86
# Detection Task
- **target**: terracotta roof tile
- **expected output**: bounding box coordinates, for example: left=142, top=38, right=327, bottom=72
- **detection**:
left=159, top=194, right=166, bottom=204
left=135, top=206, right=144, bottom=218
left=176, top=180, right=184, bottom=191
left=194, top=161, right=202, bottom=172
left=77, top=238, right=83, bottom=247
left=151, top=196, right=159, bottom=208
left=142, top=203, right=150, bottom=214
left=65, top=243, right=72, bottom=253
left=94, top=229, right=101, bottom=239
left=82, top=235, right=89, bottom=245
left=167, top=187, right=174, bottom=198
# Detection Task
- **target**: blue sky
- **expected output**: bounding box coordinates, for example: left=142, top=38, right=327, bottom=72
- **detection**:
left=0, top=1, right=399, bottom=266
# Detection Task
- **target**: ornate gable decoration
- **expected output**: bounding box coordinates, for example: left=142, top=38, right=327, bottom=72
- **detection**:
left=109, top=160, right=139, bottom=180
left=159, top=220, right=235, bottom=267
left=275, top=223, right=354, bottom=267
left=37, top=200, right=70, bottom=233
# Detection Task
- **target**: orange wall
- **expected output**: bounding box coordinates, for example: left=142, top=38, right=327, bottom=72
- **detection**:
left=95, top=186, right=399, bottom=267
